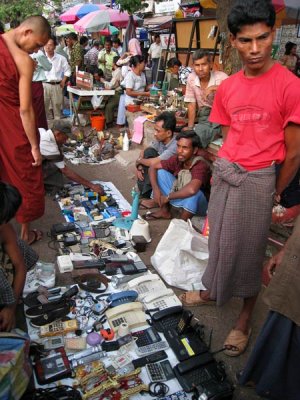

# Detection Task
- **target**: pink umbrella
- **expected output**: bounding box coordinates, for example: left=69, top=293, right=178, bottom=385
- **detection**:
left=74, top=9, right=142, bottom=33
left=60, top=3, right=108, bottom=23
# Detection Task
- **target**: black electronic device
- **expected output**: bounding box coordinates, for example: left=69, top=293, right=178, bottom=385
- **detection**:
left=146, top=360, right=175, bottom=382
left=164, top=328, right=208, bottom=361
left=63, top=236, right=79, bottom=246
left=82, top=200, right=95, bottom=211
left=174, top=356, right=232, bottom=396
left=121, top=262, right=148, bottom=275
left=74, top=259, right=106, bottom=270
left=51, top=222, right=76, bottom=237
left=105, top=264, right=122, bottom=276
left=177, top=309, right=193, bottom=335
left=151, top=306, right=183, bottom=332
left=132, top=350, right=168, bottom=368
left=192, top=380, right=234, bottom=400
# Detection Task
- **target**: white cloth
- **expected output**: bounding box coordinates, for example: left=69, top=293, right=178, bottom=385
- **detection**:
left=148, top=42, right=162, bottom=59
left=44, top=53, right=71, bottom=81
left=124, top=71, right=146, bottom=105
left=39, top=128, right=65, bottom=169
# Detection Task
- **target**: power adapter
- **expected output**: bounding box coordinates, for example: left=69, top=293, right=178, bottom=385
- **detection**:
left=57, top=255, right=74, bottom=273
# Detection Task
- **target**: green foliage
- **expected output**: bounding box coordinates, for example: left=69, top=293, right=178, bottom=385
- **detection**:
left=115, top=0, right=148, bottom=14
left=0, top=0, right=61, bottom=26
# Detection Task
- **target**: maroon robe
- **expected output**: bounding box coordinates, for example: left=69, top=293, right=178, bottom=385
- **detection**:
left=0, top=35, right=45, bottom=224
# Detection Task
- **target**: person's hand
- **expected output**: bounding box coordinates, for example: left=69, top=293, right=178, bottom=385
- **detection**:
left=182, top=126, right=194, bottom=131
left=31, top=147, right=42, bottom=167
left=266, top=248, right=285, bottom=279
left=60, top=80, right=65, bottom=89
left=136, top=167, right=144, bottom=181
left=153, top=189, right=161, bottom=205
left=33, top=60, right=38, bottom=71
left=90, top=183, right=105, bottom=195
left=159, top=195, right=169, bottom=207
left=144, top=91, right=150, bottom=97
left=0, top=305, right=16, bottom=332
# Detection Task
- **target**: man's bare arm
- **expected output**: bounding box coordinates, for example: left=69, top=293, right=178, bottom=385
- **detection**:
left=187, top=102, right=197, bottom=128
left=61, top=166, right=104, bottom=195
left=149, top=162, right=163, bottom=203
left=276, top=123, right=300, bottom=196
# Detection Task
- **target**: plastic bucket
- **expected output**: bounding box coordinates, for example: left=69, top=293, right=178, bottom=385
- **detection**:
left=90, top=114, right=105, bottom=131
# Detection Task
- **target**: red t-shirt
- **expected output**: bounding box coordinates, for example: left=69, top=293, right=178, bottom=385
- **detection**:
left=209, top=63, right=300, bottom=171
left=161, top=155, right=209, bottom=186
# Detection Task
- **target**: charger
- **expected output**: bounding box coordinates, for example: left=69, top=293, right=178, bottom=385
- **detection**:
left=57, top=255, right=74, bottom=273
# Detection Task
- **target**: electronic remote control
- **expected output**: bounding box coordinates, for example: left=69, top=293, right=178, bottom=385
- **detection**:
left=132, top=350, right=168, bottom=368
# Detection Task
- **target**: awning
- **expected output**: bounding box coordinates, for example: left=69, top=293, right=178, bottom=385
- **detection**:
left=143, top=15, right=173, bottom=28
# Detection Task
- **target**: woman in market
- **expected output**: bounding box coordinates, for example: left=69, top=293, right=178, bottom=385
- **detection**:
left=116, top=38, right=143, bottom=127
left=124, top=55, right=150, bottom=106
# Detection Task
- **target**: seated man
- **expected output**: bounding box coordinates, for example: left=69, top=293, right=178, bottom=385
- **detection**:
left=144, top=131, right=209, bottom=221
left=100, top=56, right=123, bottom=128
left=0, top=183, right=33, bottom=331
left=39, top=120, right=104, bottom=195
left=166, top=58, right=182, bottom=91
left=184, top=50, right=228, bottom=148
left=136, top=112, right=177, bottom=203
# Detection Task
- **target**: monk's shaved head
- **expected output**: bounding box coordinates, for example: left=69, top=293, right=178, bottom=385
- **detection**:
left=20, top=15, right=51, bottom=38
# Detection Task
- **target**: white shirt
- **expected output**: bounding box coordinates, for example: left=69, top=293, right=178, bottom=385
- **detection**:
left=30, top=50, right=52, bottom=82
left=44, top=53, right=71, bottom=82
left=39, top=128, right=65, bottom=169
left=148, top=42, right=162, bottom=59
left=124, top=70, right=147, bottom=105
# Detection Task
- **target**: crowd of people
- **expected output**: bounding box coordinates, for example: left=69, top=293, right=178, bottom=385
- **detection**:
left=0, top=0, right=300, bottom=398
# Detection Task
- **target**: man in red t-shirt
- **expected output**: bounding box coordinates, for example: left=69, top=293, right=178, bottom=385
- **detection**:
left=144, top=131, right=209, bottom=221
left=180, top=0, right=300, bottom=357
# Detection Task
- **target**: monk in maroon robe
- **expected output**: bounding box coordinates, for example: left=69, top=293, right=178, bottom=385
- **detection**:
left=0, top=16, right=50, bottom=244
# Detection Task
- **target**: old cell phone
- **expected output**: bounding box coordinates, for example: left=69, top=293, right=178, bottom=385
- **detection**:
left=43, top=336, right=64, bottom=350
left=177, top=309, right=193, bottom=335
left=39, top=319, right=78, bottom=338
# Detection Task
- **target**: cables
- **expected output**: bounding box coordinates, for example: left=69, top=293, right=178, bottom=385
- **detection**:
left=148, top=382, right=169, bottom=398
left=22, top=385, right=82, bottom=400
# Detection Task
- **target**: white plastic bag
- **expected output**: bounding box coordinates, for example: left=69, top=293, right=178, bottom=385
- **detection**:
left=151, top=219, right=208, bottom=290
left=91, top=95, right=103, bottom=110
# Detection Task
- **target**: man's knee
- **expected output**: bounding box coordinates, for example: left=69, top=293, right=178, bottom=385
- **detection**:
left=144, top=147, right=159, bottom=159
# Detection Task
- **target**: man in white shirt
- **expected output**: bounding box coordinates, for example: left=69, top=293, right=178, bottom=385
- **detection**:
left=43, top=36, right=71, bottom=121
left=40, top=120, right=104, bottom=195
left=148, top=34, right=162, bottom=83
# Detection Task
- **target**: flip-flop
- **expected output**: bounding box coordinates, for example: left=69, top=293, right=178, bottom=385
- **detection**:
left=223, top=328, right=252, bottom=357
left=179, top=291, right=216, bottom=307
left=28, top=229, right=43, bottom=245
left=139, top=200, right=159, bottom=210
left=142, top=211, right=171, bottom=221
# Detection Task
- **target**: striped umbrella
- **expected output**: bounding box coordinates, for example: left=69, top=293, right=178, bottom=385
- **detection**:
left=60, top=3, right=109, bottom=23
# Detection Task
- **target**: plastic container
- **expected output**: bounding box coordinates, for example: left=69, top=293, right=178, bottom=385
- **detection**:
left=90, top=114, right=105, bottom=131
left=123, top=131, right=129, bottom=151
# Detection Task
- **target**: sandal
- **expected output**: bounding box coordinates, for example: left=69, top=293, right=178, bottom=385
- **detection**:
left=224, top=328, right=252, bottom=357
left=139, top=199, right=159, bottom=210
left=142, top=211, right=171, bottom=221
left=28, top=229, right=43, bottom=245
left=179, top=291, right=216, bottom=307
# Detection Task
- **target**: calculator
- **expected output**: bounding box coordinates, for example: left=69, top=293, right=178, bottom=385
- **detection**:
left=133, top=327, right=169, bottom=355
left=146, top=360, right=175, bottom=382
left=133, top=327, right=162, bottom=347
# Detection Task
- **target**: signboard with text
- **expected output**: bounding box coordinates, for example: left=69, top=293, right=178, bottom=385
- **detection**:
left=154, top=0, right=179, bottom=14
left=160, top=34, right=176, bottom=49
